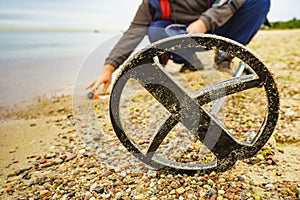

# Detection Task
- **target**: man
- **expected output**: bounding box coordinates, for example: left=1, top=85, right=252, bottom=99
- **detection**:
left=86, top=0, right=270, bottom=93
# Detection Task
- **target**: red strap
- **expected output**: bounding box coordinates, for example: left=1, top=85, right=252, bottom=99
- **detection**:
left=160, top=0, right=171, bottom=20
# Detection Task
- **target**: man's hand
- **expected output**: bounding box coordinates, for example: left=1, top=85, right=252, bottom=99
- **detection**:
left=85, top=64, right=115, bottom=93
left=187, top=19, right=207, bottom=34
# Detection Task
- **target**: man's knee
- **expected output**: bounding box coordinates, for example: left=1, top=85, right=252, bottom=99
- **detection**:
left=147, top=20, right=173, bottom=43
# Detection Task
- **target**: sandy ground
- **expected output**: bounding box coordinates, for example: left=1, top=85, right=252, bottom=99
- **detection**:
left=0, top=29, right=299, bottom=199
left=0, top=95, right=74, bottom=179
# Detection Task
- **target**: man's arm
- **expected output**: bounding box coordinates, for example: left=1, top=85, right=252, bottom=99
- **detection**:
left=85, top=64, right=115, bottom=93
left=104, top=0, right=150, bottom=68
left=199, top=0, right=246, bottom=32
left=86, top=0, right=150, bottom=93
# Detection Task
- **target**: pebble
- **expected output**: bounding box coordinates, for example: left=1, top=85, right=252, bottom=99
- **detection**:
left=257, top=154, right=265, bottom=161
left=170, top=189, right=176, bottom=194
left=90, top=183, right=97, bottom=192
left=147, top=170, right=157, bottom=178
left=176, top=187, right=185, bottom=194
left=45, top=153, right=56, bottom=159
left=9, top=149, right=16, bottom=153
left=265, top=184, right=275, bottom=189
left=65, top=153, right=77, bottom=161
left=208, top=188, right=217, bottom=197
left=284, top=109, right=295, bottom=117
left=218, top=189, right=225, bottom=195
left=94, top=188, right=105, bottom=194
left=149, top=181, right=155, bottom=188
left=79, top=149, right=86, bottom=154
left=210, top=195, right=217, bottom=200
left=120, top=171, right=127, bottom=178
left=134, top=194, right=144, bottom=199
left=39, top=158, right=47, bottom=164
left=217, top=196, right=224, bottom=200
left=39, top=189, right=51, bottom=198
left=54, top=158, right=64, bottom=164
left=170, top=181, right=179, bottom=188
left=237, top=175, right=245, bottom=181
left=218, top=178, right=226, bottom=183
left=101, top=170, right=113, bottom=177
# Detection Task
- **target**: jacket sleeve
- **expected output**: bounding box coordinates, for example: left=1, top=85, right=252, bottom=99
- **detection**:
left=105, top=0, right=150, bottom=69
left=199, top=0, right=245, bottom=31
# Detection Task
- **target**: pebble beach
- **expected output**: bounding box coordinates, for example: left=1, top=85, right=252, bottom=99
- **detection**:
left=0, top=29, right=300, bottom=199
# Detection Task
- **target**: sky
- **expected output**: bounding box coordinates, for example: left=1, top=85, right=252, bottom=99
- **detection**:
left=0, top=0, right=299, bottom=31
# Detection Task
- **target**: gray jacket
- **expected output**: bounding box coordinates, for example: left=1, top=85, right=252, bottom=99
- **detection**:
left=105, top=0, right=245, bottom=68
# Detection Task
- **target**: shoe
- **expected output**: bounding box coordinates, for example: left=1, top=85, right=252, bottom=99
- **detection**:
left=179, top=54, right=204, bottom=73
left=179, top=63, right=198, bottom=72
left=214, top=51, right=234, bottom=71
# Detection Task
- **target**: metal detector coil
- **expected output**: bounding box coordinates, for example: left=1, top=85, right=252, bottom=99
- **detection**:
left=109, top=34, right=279, bottom=174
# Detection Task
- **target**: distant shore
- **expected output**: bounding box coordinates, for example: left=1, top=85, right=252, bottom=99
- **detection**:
left=0, top=27, right=124, bottom=33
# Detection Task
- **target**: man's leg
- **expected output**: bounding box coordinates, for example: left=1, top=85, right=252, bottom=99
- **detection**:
left=212, top=0, right=270, bottom=45
left=147, top=20, right=174, bottom=65
left=147, top=20, right=203, bottom=71
left=212, top=0, right=270, bottom=70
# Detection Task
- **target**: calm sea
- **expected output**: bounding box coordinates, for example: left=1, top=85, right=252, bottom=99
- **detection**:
left=0, top=31, right=125, bottom=107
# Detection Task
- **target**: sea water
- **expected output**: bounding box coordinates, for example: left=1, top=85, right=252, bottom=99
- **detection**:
left=0, top=31, right=124, bottom=106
